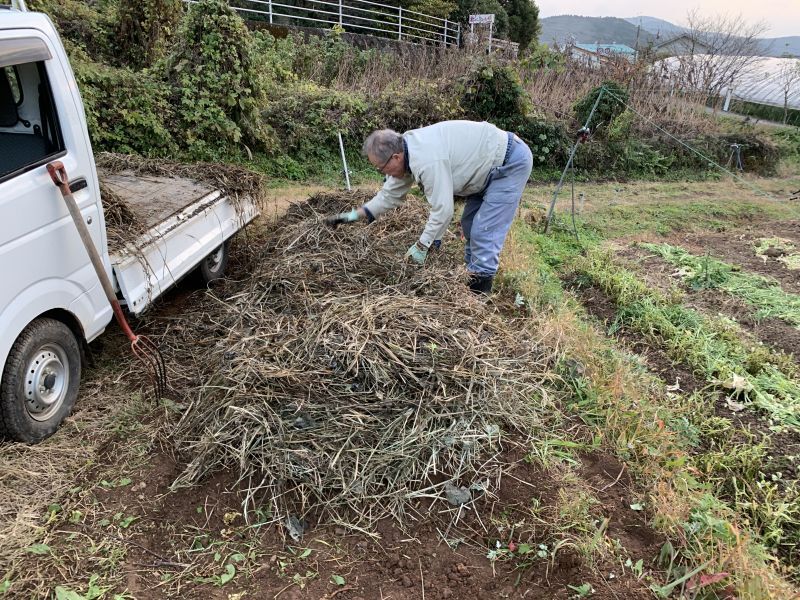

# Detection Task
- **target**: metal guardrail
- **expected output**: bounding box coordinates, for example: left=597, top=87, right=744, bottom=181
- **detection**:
left=187, top=0, right=460, bottom=47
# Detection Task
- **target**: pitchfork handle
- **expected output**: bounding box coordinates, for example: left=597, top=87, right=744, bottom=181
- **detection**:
left=47, top=161, right=137, bottom=342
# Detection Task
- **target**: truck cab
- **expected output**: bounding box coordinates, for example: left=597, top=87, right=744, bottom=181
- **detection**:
left=0, top=8, right=257, bottom=442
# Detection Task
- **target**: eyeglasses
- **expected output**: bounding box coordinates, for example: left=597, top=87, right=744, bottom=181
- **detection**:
left=376, top=153, right=395, bottom=174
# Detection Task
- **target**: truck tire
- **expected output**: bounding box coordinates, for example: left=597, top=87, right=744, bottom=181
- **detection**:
left=198, top=240, right=230, bottom=284
left=0, top=318, right=81, bottom=443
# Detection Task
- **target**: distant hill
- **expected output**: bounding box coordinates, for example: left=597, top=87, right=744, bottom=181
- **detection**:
left=539, top=15, right=655, bottom=48
left=541, top=15, right=800, bottom=58
left=624, top=16, right=685, bottom=39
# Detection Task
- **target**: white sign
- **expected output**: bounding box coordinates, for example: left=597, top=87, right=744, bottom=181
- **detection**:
left=469, top=14, right=495, bottom=24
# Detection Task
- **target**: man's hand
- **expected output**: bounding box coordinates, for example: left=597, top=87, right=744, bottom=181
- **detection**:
left=324, top=209, right=360, bottom=229
left=405, top=241, right=428, bottom=264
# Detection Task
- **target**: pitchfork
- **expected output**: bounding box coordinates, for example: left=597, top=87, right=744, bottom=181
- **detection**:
left=47, top=161, right=167, bottom=400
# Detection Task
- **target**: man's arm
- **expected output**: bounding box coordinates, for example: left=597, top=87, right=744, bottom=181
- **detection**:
left=325, top=174, right=413, bottom=228
left=362, top=174, right=414, bottom=220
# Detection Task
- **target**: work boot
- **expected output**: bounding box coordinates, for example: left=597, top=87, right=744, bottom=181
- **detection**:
left=468, top=274, right=494, bottom=295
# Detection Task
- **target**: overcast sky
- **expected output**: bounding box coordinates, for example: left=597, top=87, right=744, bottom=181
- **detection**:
left=535, top=0, right=800, bottom=38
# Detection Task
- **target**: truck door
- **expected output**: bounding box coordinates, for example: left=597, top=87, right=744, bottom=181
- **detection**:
left=0, top=29, right=111, bottom=383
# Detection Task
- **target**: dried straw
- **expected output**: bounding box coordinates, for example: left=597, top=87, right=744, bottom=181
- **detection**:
left=95, top=152, right=266, bottom=203
left=163, top=191, right=555, bottom=532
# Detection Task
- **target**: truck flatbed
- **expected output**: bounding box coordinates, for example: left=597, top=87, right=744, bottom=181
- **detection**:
left=99, top=170, right=216, bottom=228
left=100, top=170, right=259, bottom=315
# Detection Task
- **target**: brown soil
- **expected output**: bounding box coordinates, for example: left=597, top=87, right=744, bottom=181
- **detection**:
left=71, top=445, right=660, bottom=600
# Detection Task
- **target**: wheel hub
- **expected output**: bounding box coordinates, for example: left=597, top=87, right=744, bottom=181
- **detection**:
left=24, top=345, right=68, bottom=421
left=206, top=245, right=224, bottom=271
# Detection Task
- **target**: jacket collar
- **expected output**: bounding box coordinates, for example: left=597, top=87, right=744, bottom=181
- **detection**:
left=403, top=138, right=411, bottom=175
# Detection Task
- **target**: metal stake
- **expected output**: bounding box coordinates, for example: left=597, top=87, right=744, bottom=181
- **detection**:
left=544, top=87, right=606, bottom=234
left=338, top=132, right=351, bottom=191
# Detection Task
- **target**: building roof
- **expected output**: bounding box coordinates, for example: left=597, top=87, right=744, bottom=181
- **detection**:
left=654, top=34, right=713, bottom=53
left=574, top=43, right=636, bottom=55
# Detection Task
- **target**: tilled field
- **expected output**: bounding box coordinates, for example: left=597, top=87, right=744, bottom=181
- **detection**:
left=1, top=190, right=664, bottom=599
left=565, top=214, right=800, bottom=583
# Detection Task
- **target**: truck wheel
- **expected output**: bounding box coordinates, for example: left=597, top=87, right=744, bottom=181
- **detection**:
left=198, top=240, right=230, bottom=284
left=0, top=318, right=81, bottom=443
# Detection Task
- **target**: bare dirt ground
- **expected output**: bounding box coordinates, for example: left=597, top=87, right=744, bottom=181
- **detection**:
left=74, top=445, right=658, bottom=600
left=1, top=190, right=663, bottom=599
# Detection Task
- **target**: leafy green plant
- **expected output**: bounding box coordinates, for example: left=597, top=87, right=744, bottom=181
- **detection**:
left=573, top=81, right=628, bottom=132
left=370, top=80, right=464, bottom=133
left=74, top=59, right=177, bottom=155
left=114, top=0, right=183, bottom=68
left=461, top=61, right=531, bottom=125
left=161, top=0, right=272, bottom=157
left=262, top=82, right=369, bottom=160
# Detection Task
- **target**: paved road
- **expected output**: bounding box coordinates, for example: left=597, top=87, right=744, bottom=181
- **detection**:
left=706, top=106, right=796, bottom=129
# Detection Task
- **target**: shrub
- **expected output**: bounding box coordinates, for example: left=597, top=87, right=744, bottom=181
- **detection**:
left=574, top=81, right=628, bottom=132
left=512, top=118, right=567, bottom=168
left=461, top=62, right=532, bottom=127
left=161, top=0, right=271, bottom=157
left=28, top=0, right=115, bottom=62
left=370, top=80, right=464, bottom=133
left=261, top=82, right=370, bottom=159
left=115, top=0, right=183, bottom=69
left=288, top=29, right=378, bottom=87
left=74, top=59, right=176, bottom=156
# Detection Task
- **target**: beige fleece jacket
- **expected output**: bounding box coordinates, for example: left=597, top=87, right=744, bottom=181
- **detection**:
left=362, top=120, right=508, bottom=247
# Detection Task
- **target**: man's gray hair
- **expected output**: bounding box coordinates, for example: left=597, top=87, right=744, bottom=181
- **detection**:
left=362, top=129, right=404, bottom=163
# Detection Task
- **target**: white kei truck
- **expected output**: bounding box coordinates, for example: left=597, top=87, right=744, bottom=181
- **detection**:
left=0, top=4, right=258, bottom=442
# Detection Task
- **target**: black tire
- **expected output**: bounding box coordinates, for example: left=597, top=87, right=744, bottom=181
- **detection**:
left=198, top=240, right=230, bottom=285
left=0, top=318, right=81, bottom=443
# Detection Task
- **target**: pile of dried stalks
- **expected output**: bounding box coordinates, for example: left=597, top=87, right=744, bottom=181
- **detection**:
left=164, top=191, right=555, bottom=532
left=95, top=152, right=265, bottom=201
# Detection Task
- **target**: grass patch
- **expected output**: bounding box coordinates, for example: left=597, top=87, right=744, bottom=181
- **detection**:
left=641, top=242, right=800, bottom=326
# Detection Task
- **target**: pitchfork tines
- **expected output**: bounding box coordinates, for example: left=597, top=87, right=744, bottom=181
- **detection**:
left=112, top=303, right=168, bottom=400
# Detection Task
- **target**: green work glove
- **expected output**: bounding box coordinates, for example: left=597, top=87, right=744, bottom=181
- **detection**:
left=324, top=208, right=359, bottom=229
left=405, top=241, right=428, bottom=264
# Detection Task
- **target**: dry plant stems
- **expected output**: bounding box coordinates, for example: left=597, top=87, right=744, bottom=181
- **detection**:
left=165, top=192, right=556, bottom=532
left=99, top=180, right=146, bottom=253
left=331, top=44, right=480, bottom=94
left=95, top=151, right=266, bottom=212
left=524, top=57, right=715, bottom=137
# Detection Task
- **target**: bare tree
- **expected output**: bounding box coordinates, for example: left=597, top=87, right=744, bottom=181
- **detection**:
left=668, top=11, right=770, bottom=111
left=776, top=59, right=800, bottom=124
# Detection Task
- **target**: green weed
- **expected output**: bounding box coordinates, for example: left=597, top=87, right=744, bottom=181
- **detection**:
left=577, top=248, right=800, bottom=427
left=642, top=242, right=800, bottom=326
